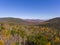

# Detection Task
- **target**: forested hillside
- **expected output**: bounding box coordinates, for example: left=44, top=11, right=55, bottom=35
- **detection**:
left=0, top=17, right=60, bottom=45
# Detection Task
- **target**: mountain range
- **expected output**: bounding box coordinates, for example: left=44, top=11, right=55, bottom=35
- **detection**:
left=0, top=17, right=60, bottom=25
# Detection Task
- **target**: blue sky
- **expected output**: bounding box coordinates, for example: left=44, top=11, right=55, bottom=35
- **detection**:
left=0, top=0, right=60, bottom=19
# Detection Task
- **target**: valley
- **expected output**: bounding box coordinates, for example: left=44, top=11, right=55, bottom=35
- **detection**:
left=0, top=17, right=60, bottom=45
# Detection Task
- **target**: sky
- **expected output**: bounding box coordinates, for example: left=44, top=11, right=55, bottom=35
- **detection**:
left=0, top=0, right=60, bottom=19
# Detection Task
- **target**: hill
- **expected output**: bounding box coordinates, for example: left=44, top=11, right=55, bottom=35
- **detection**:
left=0, top=17, right=28, bottom=24
left=0, top=17, right=44, bottom=25
left=38, top=17, right=60, bottom=30
left=46, top=17, right=60, bottom=23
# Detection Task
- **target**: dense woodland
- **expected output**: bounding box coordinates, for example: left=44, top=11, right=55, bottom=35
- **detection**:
left=0, top=17, right=60, bottom=45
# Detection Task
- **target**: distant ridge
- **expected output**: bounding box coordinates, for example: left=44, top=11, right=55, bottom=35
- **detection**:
left=0, top=17, right=44, bottom=25
left=0, top=17, right=60, bottom=25
left=25, top=19, right=44, bottom=24
left=45, top=17, right=60, bottom=23
left=0, top=17, right=28, bottom=24
left=38, top=17, right=60, bottom=30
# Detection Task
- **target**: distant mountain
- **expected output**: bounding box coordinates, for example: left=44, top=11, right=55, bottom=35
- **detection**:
left=38, top=17, right=60, bottom=30
left=0, top=17, right=44, bottom=25
left=25, top=19, right=44, bottom=24
left=0, top=17, right=60, bottom=26
left=46, top=17, right=60, bottom=23
left=0, top=17, right=28, bottom=24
